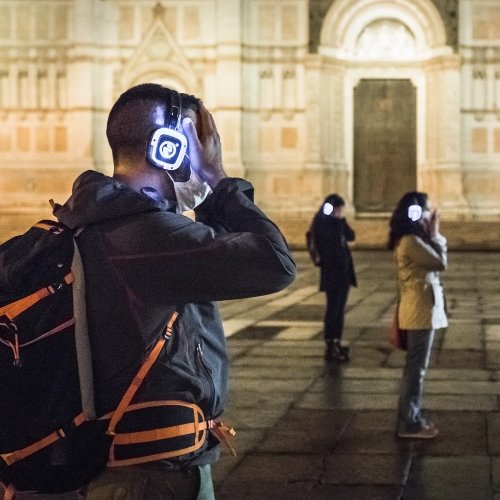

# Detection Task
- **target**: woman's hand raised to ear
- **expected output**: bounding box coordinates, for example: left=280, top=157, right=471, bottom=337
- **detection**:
left=428, top=209, right=440, bottom=239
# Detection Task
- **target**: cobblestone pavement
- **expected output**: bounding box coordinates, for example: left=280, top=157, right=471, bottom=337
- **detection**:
left=213, top=249, right=500, bottom=500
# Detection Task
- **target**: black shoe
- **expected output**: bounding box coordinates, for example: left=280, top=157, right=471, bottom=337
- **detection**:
left=325, top=341, right=349, bottom=362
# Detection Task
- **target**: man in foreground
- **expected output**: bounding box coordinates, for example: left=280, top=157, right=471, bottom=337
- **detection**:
left=54, top=83, right=296, bottom=499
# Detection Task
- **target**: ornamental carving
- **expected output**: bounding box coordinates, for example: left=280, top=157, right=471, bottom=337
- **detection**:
left=308, top=0, right=458, bottom=53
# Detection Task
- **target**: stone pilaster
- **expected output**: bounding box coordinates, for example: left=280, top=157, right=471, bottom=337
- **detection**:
left=422, top=54, right=467, bottom=217
left=214, top=0, right=244, bottom=178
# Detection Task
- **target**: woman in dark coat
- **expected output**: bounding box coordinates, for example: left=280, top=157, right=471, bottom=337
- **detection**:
left=310, top=194, right=357, bottom=361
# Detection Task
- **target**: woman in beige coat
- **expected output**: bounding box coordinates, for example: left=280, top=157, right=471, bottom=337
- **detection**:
left=388, top=192, right=447, bottom=439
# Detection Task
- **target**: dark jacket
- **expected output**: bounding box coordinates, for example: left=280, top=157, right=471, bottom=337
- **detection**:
left=54, top=170, right=296, bottom=465
left=312, top=213, right=356, bottom=291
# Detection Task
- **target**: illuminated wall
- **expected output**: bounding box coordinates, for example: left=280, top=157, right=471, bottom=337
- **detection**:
left=0, top=0, right=499, bottom=247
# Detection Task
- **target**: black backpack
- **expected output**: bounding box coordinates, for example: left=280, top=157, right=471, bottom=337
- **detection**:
left=0, top=220, right=110, bottom=495
left=305, top=222, right=320, bottom=267
left=0, top=220, right=235, bottom=497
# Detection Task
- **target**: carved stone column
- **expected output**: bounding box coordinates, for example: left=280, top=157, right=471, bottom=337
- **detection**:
left=214, top=0, right=244, bottom=178
left=422, top=54, right=467, bottom=217
left=320, top=57, right=350, bottom=207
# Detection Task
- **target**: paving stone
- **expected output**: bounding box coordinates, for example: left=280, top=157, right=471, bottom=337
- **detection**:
left=345, top=347, right=390, bottom=367
left=487, top=351, right=500, bottom=370
left=441, top=324, right=482, bottom=350
left=246, top=341, right=324, bottom=357
left=385, top=349, right=407, bottom=367
left=323, top=453, right=411, bottom=485
left=487, top=413, right=500, bottom=454
left=425, top=380, right=500, bottom=395
left=213, top=251, right=500, bottom=498
left=309, top=485, right=404, bottom=500
left=410, top=411, right=487, bottom=456
left=212, top=455, right=243, bottom=486
left=231, top=354, right=326, bottom=368
left=221, top=406, right=288, bottom=431
left=216, top=481, right=317, bottom=500
left=226, top=390, right=298, bottom=410
left=308, top=377, right=400, bottom=394
left=269, top=407, right=355, bottom=433
left=229, top=365, right=323, bottom=380
left=275, top=325, right=322, bottom=340
left=229, top=376, right=313, bottom=394
left=228, top=325, right=284, bottom=341
left=219, top=453, right=324, bottom=484
left=491, top=456, right=500, bottom=490
left=339, top=366, right=404, bottom=379
left=436, top=350, right=485, bottom=369
left=425, top=368, right=495, bottom=381
left=257, top=408, right=354, bottom=454
left=424, top=394, right=497, bottom=411
left=333, top=421, right=403, bottom=455
left=296, top=391, right=398, bottom=410
left=330, top=410, right=411, bottom=455
left=223, top=318, right=258, bottom=337
left=265, top=304, right=325, bottom=321
left=404, top=456, right=492, bottom=500
left=212, top=430, right=269, bottom=485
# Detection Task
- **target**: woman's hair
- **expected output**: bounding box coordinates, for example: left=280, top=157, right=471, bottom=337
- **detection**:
left=387, top=191, right=429, bottom=250
left=323, top=194, right=345, bottom=208
left=313, top=193, right=345, bottom=221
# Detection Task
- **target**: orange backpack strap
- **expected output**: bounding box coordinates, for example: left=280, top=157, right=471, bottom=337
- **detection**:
left=104, top=310, right=236, bottom=465
left=0, top=222, right=73, bottom=321
left=0, top=481, right=16, bottom=500
left=0, top=412, right=88, bottom=467
left=107, top=311, right=179, bottom=436
left=0, top=274, right=73, bottom=321
left=208, top=420, right=236, bottom=457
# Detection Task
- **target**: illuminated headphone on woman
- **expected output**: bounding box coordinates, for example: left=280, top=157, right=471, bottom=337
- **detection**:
left=408, top=203, right=422, bottom=221
left=146, top=89, right=188, bottom=171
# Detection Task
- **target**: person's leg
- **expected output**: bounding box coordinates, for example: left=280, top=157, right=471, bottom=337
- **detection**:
left=398, top=329, right=435, bottom=436
left=324, top=286, right=350, bottom=361
left=196, top=465, right=215, bottom=500
left=332, top=284, right=350, bottom=342
left=323, top=290, right=337, bottom=343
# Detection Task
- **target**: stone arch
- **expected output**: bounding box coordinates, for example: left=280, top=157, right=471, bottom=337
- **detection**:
left=124, top=63, right=194, bottom=95
left=312, top=0, right=464, bottom=216
left=320, top=0, right=450, bottom=56
left=116, top=14, right=198, bottom=96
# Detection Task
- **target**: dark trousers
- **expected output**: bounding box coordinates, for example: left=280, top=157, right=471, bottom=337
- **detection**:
left=324, top=285, right=350, bottom=342
left=398, top=329, right=435, bottom=431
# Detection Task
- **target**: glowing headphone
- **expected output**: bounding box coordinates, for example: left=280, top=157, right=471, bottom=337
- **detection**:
left=323, top=202, right=334, bottom=215
left=408, top=204, right=422, bottom=221
left=146, top=89, right=188, bottom=171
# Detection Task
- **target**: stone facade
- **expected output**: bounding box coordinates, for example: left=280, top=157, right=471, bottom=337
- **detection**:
left=0, top=0, right=499, bottom=248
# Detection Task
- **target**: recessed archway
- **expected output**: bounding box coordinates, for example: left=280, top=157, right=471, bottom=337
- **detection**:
left=316, top=0, right=462, bottom=216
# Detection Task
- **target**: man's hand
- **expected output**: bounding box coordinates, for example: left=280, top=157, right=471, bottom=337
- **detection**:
left=182, top=102, right=227, bottom=189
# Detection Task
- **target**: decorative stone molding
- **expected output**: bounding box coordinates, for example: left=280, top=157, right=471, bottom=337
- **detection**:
left=117, top=6, right=198, bottom=95
left=320, top=0, right=449, bottom=57
left=309, top=0, right=457, bottom=53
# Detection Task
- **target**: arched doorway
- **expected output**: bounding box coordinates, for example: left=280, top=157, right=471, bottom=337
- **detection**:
left=354, top=77, right=416, bottom=213
left=317, top=0, right=464, bottom=216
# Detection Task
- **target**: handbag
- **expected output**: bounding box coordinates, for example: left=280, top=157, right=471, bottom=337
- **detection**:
left=389, top=308, right=408, bottom=350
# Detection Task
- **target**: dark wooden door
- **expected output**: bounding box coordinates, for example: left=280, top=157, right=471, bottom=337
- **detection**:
left=353, top=79, right=416, bottom=213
